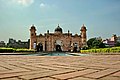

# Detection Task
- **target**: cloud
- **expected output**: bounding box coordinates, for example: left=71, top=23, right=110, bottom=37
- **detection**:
left=40, top=3, right=46, bottom=8
left=39, top=3, right=56, bottom=9
left=12, top=0, right=34, bottom=6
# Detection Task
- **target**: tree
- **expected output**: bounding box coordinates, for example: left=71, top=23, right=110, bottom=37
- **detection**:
left=115, top=42, right=120, bottom=46
left=87, top=38, right=105, bottom=49
left=99, top=42, right=106, bottom=48
left=87, top=38, right=96, bottom=48
left=92, top=39, right=100, bottom=48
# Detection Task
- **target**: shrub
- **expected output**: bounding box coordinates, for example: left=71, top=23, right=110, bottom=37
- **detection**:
left=0, top=48, right=14, bottom=53
left=0, top=48, right=35, bottom=53
left=15, top=49, right=35, bottom=52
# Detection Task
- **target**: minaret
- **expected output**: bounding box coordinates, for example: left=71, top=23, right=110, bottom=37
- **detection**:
left=80, top=24, right=87, bottom=47
left=30, top=24, right=37, bottom=49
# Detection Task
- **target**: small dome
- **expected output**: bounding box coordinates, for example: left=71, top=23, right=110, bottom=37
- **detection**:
left=81, top=24, right=87, bottom=31
left=74, top=34, right=78, bottom=37
left=30, top=24, right=36, bottom=31
left=55, top=24, right=63, bottom=33
left=31, top=24, right=35, bottom=29
left=31, top=24, right=36, bottom=30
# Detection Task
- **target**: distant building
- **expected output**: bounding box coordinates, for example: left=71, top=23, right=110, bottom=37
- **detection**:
left=0, top=41, right=5, bottom=47
left=103, top=34, right=117, bottom=47
left=103, top=39, right=116, bottom=47
left=110, top=34, right=117, bottom=43
left=29, top=24, right=87, bottom=52
left=7, top=38, right=29, bottom=49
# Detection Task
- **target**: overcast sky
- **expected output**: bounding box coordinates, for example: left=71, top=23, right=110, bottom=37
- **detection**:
left=0, top=0, right=120, bottom=43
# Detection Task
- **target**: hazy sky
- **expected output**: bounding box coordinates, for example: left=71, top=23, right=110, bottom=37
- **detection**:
left=0, top=0, right=120, bottom=43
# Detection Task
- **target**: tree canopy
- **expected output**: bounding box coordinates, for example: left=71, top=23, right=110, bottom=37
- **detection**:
left=87, top=38, right=105, bottom=48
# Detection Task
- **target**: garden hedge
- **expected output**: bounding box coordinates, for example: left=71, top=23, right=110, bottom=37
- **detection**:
left=81, top=47, right=120, bottom=53
left=0, top=48, right=35, bottom=53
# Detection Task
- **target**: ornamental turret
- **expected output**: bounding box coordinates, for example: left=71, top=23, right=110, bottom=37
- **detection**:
left=30, top=24, right=37, bottom=49
left=80, top=24, right=87, bottom=47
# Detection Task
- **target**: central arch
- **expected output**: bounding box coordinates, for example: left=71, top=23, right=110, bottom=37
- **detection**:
left=56, top=45, right=62, bottom=51
left=55, top=40, right=62, bottom=51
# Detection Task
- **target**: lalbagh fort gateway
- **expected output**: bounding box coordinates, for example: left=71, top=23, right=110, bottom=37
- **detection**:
left=30, top=24, right=87, bottom=52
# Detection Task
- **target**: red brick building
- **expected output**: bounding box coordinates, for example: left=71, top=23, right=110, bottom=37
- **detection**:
left=30, top=24, right=87, bottom=51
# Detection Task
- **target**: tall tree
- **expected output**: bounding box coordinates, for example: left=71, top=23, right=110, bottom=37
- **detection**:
left=87, top=38, right=96, bottom=48
left=87, top=38, right=105, bottom=48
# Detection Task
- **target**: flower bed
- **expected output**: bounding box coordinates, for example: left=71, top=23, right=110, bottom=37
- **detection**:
left=81, top=47, right=120, bottom=53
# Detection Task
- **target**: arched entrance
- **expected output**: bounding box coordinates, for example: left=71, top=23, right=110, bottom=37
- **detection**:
left=73, top=43, right=78, bottom=52
left=37, top=43, right=43, bottom=52
left=56, top=45, right=62, bottom=51
left=55, top=40, right=62, bottom=52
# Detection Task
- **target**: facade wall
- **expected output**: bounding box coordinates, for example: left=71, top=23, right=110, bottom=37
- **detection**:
left=35, top=34, right=83, bottom=51
left=30, top=24, right=87, bottom=51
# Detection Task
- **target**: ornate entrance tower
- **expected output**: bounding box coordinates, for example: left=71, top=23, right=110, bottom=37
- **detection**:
left=80, top=24, right=87, bottom=47
left=30, top=25, right=37, bottom=49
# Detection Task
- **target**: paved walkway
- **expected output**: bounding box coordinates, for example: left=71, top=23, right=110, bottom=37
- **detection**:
left=0, top=54, right=120, bottom=80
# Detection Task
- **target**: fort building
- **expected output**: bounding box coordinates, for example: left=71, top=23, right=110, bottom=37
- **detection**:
left=30, top=24, right=87, bottom=52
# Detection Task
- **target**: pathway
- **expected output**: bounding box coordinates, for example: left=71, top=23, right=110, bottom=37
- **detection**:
left=0, top=54, right=120, bottom=80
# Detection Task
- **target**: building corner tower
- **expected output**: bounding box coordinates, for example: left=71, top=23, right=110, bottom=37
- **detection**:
left=30, top=25, right=37, bottom=49
left=80, top=24, right=87, bottom=47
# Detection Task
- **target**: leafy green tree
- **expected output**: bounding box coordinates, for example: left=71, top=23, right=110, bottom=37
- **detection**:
left=87, top=38, right=96, bottom=48
left=99, top=42, right=106, bottom=48
left=92, top=39, right=100, bottom=48
left=87, top=38, right=105, bottom=49
left=115, top=42, right=120, bottom=46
